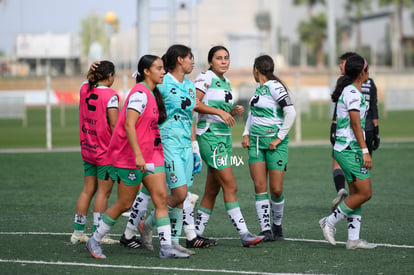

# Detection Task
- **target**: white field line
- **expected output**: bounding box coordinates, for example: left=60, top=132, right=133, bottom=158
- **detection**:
left=0, top=231, right=413, bottom=249
left=0, top=259, right=308, bottom=275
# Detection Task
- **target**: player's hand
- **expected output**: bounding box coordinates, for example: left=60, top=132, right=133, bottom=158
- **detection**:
left=373, top=126, right=380, bottom=150
left=362, top=151, right=372, bottom=169
left=269, top=137, right=282, bottom=150
left=90, top=61, right=100, bottom=71
left=219, top=110, right=236, bottom=127
left=330, top=122, right=336, bottom=146
left=241, top=135, right=250, bottom=148
left=135, top=155, right=146, bottom=172
left=232, top=105, right=244, bottom=116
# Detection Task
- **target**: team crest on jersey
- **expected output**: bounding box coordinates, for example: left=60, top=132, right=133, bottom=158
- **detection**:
left=261, top=86, right=268, bottom=95
left=170, top=173, right=178, bottom=183
left=189, top=88, right=194, bottom=98
left=128, top=171, right=137, bottom=181
left=204, top=83, right=210, bottom=89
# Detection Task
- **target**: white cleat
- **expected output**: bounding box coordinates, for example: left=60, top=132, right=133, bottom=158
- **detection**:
left=319, top=217, right=336, bottom=245
left=70, top=233, right=89, bottom=244
left=346, top=239, right=377, bottom=250
left=159, top=244, right=190, bottom=259
left=172, top=241, right=195, bottom=255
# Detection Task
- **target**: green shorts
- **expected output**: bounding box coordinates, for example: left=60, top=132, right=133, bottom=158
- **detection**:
left=83, top=161, right=111, bottom=180
left=197, top=132, right=232, bottom=171
left=164, top=145, right=193, bottom=189
left=248, top=135, right=289, bottom=171
left=112, top=166, right=165, bottom=186
left=334, top=149, right=370, bottom=182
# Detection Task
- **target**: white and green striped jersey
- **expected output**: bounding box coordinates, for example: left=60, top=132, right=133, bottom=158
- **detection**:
left=248, top=80, right=290, bottom=137
left=194, top=69, right=234, bottom=135
left=334, top=84, right=368, bottom=152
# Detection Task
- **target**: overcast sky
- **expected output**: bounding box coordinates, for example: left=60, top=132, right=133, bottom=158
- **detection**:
left=0, top=0, right=412, bottom=55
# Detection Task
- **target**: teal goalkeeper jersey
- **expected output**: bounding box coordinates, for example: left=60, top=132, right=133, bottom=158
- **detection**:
left=158, top=73, right=196, bottom=148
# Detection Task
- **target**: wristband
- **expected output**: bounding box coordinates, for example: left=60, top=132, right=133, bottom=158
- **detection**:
left=191, top=140, right=200, bottom=154
left=361, top=148, right=369, bottom=154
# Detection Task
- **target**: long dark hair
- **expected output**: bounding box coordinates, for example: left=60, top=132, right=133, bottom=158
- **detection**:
left=207, top=45, right=229, bottom=70
left=331, top=54, right=367, bottom=103
left=162, top=44, right=193, bottom=72
left=135, top=55, right=166, bottom=124
left=254, top=54, right=288, bottom=91
left=86, top=60, right=115, bottom=91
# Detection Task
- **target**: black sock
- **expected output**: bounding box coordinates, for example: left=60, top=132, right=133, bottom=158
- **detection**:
left=333, top=169, right=345, bottom=192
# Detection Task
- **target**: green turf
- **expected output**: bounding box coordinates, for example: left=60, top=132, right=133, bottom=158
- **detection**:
left=0, top=144, right=413, bottom=274
left=0, top=104, right=413, bottom=148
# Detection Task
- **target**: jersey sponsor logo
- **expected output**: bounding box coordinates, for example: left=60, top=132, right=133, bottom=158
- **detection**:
left=170, top=88, right=176, bottom=94
left=81, top=125, right=97, bottom=136
left=83, top=117, right=97, bottom=125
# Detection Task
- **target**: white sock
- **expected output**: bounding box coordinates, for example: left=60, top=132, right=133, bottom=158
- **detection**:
left=195, top=208, right=211, bottom=236
left=271, top=199, right=285, bottom=226
left=227, top=206, right=248, bottom=235
left=127, top=191, right=151, bottom=230
left=347, top=213, right=362, bottom=241
left=157, top=224, right=171, bottom=247
left=327, top=205, right=348, bottom=226
left=93, top=212, right=103, bottom=229
left=183, top=192, right=197, bottom=240
left=93, top=220, right=112, bottom=242
left=255, top=197, right=271, bottom=232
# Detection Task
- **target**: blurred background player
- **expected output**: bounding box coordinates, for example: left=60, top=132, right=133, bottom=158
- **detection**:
left=242, top=55, right=296, bottom=241
left=330, top=52, right=380, bottom=211
left=71, top=60, right=119, bottom=245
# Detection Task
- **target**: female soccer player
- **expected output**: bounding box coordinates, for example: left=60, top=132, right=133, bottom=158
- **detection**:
left=85, top=55, right=190, bottom=259
left=121, top=45, right=213, bottom=252
left=319, top=54, right=377, bottom=250
left=71, top=60, right=118, bottom=245
left=241, top=55, right=296, bottom=242
left=193, top=45, right=263, bottom=247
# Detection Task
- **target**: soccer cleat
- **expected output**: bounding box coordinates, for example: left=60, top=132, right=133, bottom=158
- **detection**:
left=189, top=193, right=199, bottom=209
left=86, top=237, right=106, bottom=259
left=240, top=231, right=263, bottom=247
left=332, top=188, right=348, bottom=211
left=120, top=234, right=141, bottom=248
left=259, top=230, right=274, bottom=242
left=70, top=233, right=89, bottom=244
left=172, top=241, right=195, bottom=255
left=346, top=239, right=377, bottom=250
left=319, top=217, right=336, bottom=245
left=272, top=224, right=285, bottom=241
left=159, top=244, right=190, bottom=259
left=138, top=220, right=154, bottom=252
left=186, top=235, right=217, bottom=248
